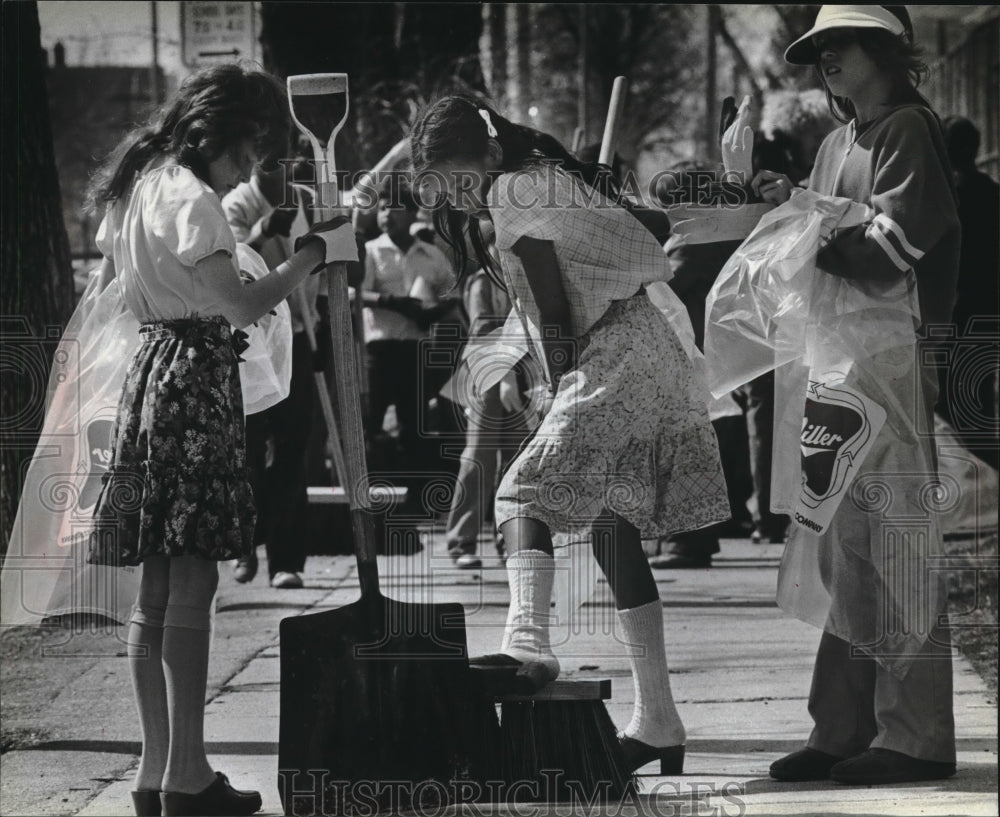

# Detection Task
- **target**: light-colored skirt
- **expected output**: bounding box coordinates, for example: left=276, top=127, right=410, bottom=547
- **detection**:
left=494, top=290, right=730, bottom=542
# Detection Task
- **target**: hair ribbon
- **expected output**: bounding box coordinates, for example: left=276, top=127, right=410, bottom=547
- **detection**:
left=478, top=109, right=498, bottom=138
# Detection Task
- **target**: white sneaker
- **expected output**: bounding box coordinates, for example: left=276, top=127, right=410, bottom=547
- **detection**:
left=270, top=571, right=304, bottom=589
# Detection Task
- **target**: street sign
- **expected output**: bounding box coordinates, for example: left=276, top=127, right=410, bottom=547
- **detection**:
left=181, top=1, right=257, bottom=67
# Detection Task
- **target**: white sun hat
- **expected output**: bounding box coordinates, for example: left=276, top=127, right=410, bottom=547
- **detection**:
left=784, top=5, right=908, bottom=65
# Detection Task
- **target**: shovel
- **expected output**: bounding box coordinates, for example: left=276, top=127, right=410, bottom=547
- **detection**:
left=278, top=73, right=494, bottom=816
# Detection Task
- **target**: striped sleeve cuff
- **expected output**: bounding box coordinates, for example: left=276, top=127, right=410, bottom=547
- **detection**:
left=867, top=213, right=925, bottom=272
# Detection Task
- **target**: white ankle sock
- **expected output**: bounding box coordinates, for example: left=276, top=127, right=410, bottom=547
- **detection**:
left=617, top=599, right=685, bottom=747
left=500, top=549, right=560, bottom=678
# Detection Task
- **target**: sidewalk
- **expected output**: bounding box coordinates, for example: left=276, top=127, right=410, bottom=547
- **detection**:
left=1, top=533, right=996, bottom=816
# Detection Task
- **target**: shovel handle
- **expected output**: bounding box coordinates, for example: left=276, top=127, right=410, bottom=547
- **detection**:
left=326, top=262, right=380, bottom=598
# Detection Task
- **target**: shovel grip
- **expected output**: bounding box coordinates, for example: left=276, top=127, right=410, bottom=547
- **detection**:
left=326, top=262, right=380, bottom=597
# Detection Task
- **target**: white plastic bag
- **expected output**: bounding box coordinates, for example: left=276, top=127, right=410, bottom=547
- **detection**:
left=705, top=190, right=923, bottom=534
left=1, top=245, right=291, bottom=627
left=1, top=271, right=143, bottom=626
left=234, top=243, right=292, bottom=415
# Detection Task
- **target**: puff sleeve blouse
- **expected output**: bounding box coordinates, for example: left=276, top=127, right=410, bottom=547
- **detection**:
left=96, top=163, right=238, bottom=322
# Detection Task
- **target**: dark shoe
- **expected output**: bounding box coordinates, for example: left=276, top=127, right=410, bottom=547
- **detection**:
left=830, top=748, right=956, bottom=785
left=769, top=747, right=843, bottom=781
left=619, top=736, right=685, bottom=775
left=131, top=790, right=161, bottom=816
left=233, top=552, right=258, bottom=584
left=649, top=554, right=711, bottom=569
left=160, top=772, right=262, bottom=816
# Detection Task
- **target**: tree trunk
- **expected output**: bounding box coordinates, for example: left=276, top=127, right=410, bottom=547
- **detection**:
left=480, top=4, right=507, bottom=102
left=705, top=5, right=719, bottom=161
left=505, top=4, right=532, bottom=123
left=1, top=1, right=75, bottom=552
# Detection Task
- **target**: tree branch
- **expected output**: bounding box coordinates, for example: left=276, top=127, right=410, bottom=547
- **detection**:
left=716, top=10, right=763, bottom=98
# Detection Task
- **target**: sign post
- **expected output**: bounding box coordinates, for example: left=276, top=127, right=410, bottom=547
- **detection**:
left=181, top=1, right=257, bottom=67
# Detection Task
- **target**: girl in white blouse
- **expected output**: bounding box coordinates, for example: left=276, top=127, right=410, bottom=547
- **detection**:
left=87, top=64, right=349, bottom=816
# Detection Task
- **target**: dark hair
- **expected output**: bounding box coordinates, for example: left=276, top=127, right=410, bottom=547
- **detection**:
left=410, top=95, right=623, bottom=284
left=376, top=173, right=419, bottom=213
left=943, top=115, right=981, bottom=170
left=88, top=63, right=289, bottom=210
left=815, top=6, right=932, bottom=123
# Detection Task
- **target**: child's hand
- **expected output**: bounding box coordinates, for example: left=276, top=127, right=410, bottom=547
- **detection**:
left=751, top=170, right=795, bottom=205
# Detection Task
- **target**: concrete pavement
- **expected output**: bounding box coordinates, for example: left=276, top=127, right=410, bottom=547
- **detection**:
left=1, top=533, right=996, bottom=816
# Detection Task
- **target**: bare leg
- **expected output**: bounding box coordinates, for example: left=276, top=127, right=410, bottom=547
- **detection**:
left=592, top=512, right=685, bottom=748
left=160, top=556, right=219, bottom=794
left=129, top=556, right=170, bottom=792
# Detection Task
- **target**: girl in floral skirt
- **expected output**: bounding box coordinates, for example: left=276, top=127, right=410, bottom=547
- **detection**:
left=86, top=64, right=351, bottom=816
left=410, top=97, right=730, bottom=775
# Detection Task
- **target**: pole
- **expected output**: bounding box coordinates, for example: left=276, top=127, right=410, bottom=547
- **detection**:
left=578, top=4, right=588, bottom=148
left=705, top=5, right=718, bottom=161
left=150, top=0, right=160, bottom=106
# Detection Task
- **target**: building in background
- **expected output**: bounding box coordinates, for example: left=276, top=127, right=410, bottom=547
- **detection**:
left=45, top=42, right=175, bottom=278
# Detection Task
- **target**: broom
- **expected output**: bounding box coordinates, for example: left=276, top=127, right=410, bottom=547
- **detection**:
left=470, top=76, right=637, bottom=806
left=277, top=74, right=498, bottom=817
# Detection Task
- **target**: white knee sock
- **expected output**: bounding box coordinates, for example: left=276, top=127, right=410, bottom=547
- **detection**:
left=617, top=599, right=685, bottom=747
left=500, top=549, right=560, bottom=678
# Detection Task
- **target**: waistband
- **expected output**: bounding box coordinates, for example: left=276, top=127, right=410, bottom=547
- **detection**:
left=139, top=316, right=230, bottom=341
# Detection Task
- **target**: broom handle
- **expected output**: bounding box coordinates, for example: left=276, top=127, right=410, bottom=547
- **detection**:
left=294, top=286, right=349, bottom=489
left=599, top=76, right=628, bottom=166
left=326, top=264, right=381, bottom=598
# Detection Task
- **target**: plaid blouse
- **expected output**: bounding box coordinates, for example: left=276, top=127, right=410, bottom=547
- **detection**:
left=490, top=164, right=673, bottom=337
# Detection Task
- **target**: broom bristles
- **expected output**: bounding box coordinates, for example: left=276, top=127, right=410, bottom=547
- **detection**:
left=492, top=699, right=636, bottom=804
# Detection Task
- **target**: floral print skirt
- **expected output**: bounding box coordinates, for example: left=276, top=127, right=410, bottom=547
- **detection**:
left=88, top=318, right=256, bottom=566
left=495, top=290, right=730, bottom=543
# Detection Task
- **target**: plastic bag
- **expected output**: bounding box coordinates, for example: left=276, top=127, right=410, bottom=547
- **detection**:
left=1, top=245, right=290, bottom=627
left=704, top=190, right=923, bottom=534
left=1, top=271, right=143, bottom=627
left=235, top=243, right=292, bottom=415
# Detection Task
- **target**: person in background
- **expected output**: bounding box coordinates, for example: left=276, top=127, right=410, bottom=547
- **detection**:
left=223, top=150, right=320, bottom=590
left=938, top=115, right=999, bottom=469
left=360, top=176, right=457, bottom=482
left=444, top=224, right=531, bottom=568
left=648, top=163, right=754, bottom=569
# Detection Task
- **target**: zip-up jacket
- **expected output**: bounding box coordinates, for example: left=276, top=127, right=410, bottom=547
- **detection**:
left=809, top=104, right=961, bottom=329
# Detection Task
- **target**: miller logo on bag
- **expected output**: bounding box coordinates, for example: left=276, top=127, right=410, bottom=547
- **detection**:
left=78, top=418, right=114, bottom=512
left=793, top=376, right=886, bottom=534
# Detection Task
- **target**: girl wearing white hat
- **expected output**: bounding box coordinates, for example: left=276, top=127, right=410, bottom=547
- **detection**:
left=751, top=6, right=961, bottom=786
